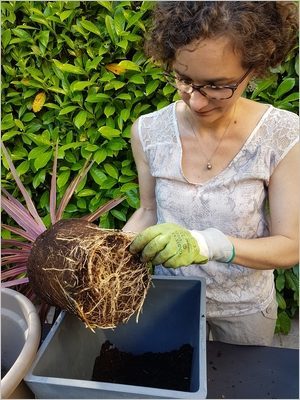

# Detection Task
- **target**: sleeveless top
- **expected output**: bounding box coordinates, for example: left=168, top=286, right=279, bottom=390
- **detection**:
left=137, top=101, right=299, bottom=318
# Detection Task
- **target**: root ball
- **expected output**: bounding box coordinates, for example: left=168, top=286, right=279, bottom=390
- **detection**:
left=27, top=219, right=151, bottom=330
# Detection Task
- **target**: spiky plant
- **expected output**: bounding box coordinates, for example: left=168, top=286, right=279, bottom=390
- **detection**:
left=1, top=143, right=150, bottom=330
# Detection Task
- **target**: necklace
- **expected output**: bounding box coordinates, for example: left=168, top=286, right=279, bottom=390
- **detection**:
left=185, top=105, right=236, bottom=170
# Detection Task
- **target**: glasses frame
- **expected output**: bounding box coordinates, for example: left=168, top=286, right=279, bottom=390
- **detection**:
left=164, top=68, right=252, bottom=100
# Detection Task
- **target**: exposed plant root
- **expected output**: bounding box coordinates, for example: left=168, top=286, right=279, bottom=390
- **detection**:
left=27, top=219, right=151, bottom=330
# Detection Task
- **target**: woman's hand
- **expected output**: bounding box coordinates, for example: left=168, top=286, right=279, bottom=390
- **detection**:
left=130, top=223, right=208, bottom=268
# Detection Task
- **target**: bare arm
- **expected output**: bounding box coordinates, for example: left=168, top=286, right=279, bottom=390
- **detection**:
left=230, top=143, right=299, bottom=270
left=123, top=119, right=157, bottom=233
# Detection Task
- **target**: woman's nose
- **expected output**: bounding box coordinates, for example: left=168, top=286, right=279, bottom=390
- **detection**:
left=188, top=90, right=210, bottom=111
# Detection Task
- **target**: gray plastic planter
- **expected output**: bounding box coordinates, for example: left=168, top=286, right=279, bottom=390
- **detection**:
left=25, top=276, right=206, bottom=399
left=1, top=288, right=41, bottom=399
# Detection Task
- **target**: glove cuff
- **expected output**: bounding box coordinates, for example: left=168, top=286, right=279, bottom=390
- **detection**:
left=190, top=228, right=235, bottom=263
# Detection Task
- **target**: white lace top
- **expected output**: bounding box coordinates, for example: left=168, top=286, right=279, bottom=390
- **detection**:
left=138, top=101, right=299, bottom=318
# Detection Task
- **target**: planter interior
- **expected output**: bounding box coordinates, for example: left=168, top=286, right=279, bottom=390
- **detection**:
left=25, top=276, right=206, bottom=399
left=1, top=288, right=41, bottom=399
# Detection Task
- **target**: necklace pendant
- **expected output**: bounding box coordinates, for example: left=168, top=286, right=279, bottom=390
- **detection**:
left=207, top=162, right=212, bottom=170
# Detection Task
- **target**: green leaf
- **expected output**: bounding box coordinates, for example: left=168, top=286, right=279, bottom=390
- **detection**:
left=104, top=163, right=118, bottom=179
left=40, top=191, right=50, bottom=209
left=70, top=81, right=94, bottom=92
left=59, top=106, right=79, bottom=115
left=98, top=1, right=113, bottom=12
left=250, top=76, right=276, bottom=99
left=292, top=265, right=299, bottom=278
left=127, top=12, right=143, bottom=29
left=90, top=167, right=107, bottom=185
left=33, top=168, right=46, bottom=188
left=94, top=148, right=107, bottom=164
left=279, top=92, right=299, bottom=103
left=57, top=170, right=71, bottom=188
left=77, top=189, right=97, bottom=197
left=28, top=146, right=50, bottom=160
left=53, top=59, right=85, bottom=75
left=77, top=198, right=87, bottom=209
left=276, top=291, right=286, bottom=310
left=120, top=108, right=130, bottom=122
left=98, top=126, right=121, bottom=139
left=116, top=93, right=131, bottom=100
left=38, top=30, right=50, bottom=48
left=34, top=150, right=52, bottom=170
left=120, top=182, right=139, bottom=192
left=80, top=19, right=101, bottom=36
left=129, top=74, right=145, bottom=84
left=114, top=8, right=125, bottom=35
left=117, top=39, right=128, bottom=50
left=275, top=274, right=285, bottom=292
left=104, top=104, right=115, bottom=118
left=276, top=311, right=291, bottom=335
left=1, top=114, right=15, bottom=130
left=59, top=10, right=74, bottom=22
left=16, top=160, right=30, bottom=176
left=2, top=131, right=21, bottom=141
left=105, top=15, right=117, bottom=44
left=101, top=177, right=117, bottom=189
left=74, top=110, right=88, bottom=129
left=118, top=60, right=140, bottom=71
left=285, top=269, right=299, bottom=292
left=275, top=78, right=295, bottom=99
left=146, top=80, right=160, bottom=95
left=111, top=209, right=126, bottom=221
left=85, top=93, right=110, bottom=103
left=22, top=113, right=36, bottom=122
left=2, top=29, right=11, bottom=48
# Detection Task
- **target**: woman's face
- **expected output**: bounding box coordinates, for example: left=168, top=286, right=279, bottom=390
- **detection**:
left=172, top=36, right=251, bottom=122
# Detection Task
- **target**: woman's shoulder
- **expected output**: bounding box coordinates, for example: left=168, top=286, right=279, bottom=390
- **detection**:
left=266, top=105, right=299, bottom=139
left=243, top=98, right=298, bottom=134
left=134, top=102, right=179, bottom=149
left=138, top=102, right=176, bottom=123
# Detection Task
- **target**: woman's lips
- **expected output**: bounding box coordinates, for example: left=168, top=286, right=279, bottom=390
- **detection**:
left=194, top=108, right=215, bottom=116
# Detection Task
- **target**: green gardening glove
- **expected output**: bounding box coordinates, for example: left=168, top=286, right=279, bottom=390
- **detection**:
left=129, top=223, right=208, bottom=268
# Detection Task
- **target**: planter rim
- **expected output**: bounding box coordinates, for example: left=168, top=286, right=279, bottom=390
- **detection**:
left=1, top=287, right=41, bottom=398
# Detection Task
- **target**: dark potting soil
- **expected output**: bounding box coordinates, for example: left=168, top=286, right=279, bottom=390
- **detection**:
left=92, top=340, right=193, bottom=392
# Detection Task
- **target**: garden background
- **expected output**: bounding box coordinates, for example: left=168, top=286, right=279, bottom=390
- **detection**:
left=1, top=1, right=299, bottom=333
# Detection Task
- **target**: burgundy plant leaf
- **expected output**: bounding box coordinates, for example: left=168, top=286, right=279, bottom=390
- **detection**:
left=2, top=187, right=36, bottom=219
left=1, top=196, right=45, bottom=238
left=1, top=248, right=30, bottom=255
left=2, top=265, right=28, bottom=280
left=1, top=224, right=36, bottom=242
left=50, top=142, right=58, bottom=225
left=1, top=142, right=46, bottom=232
left=82, top=196, right=126, bottom=222
left=55, top=158, right=94, bottom=221
left=1, top=254, right=31, bottom=267
left=1, top=277, right=29, bottom=288
left=1, top=239, right=32, bottom=249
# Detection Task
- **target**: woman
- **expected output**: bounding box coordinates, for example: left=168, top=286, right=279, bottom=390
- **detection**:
left=123, top=1, right=299, bottom=345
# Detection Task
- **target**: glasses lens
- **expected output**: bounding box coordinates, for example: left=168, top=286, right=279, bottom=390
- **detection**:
left=202, top=87, right=233, bottom=100
left=175, top=80, right=193, bottom=94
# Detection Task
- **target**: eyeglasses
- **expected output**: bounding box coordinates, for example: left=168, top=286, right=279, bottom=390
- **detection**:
left=164, top=68, right=252, bottom=100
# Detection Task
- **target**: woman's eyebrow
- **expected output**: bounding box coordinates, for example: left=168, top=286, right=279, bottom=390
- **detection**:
left=174, top=69, right=234, bottom=84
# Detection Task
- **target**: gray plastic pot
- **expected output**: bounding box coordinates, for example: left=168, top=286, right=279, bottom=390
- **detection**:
left=25, top=276, right=207, bottom=399
left=1, top=288, right=41, bottom=399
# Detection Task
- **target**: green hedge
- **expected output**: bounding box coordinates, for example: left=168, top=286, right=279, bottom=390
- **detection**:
left=1, top=1, right=179, bottom=229
left=1, top=1, right=298, bottom=333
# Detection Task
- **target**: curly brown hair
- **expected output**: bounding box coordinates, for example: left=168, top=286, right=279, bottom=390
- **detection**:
left=144, top=1, right=298, bottom=77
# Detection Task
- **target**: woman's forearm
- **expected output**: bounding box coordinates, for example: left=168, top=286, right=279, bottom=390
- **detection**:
left=229, top=235, right=299, bottom=270
left=123, top=207, right=157, bottom=233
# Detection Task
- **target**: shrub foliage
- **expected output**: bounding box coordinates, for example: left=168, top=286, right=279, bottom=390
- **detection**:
left=1, top=1, right=298, bottom=333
